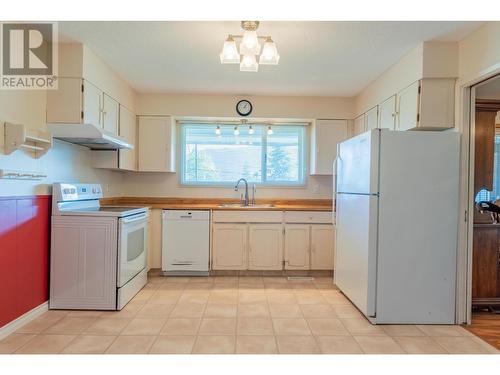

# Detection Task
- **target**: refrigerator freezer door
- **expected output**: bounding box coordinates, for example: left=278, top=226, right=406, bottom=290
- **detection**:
left=337, top=130, right=380, bottom=195
left=334, top=192, right=378, bottom=317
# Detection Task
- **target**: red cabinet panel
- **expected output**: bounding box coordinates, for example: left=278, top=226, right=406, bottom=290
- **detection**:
left=0, top=196, right=50, bottom=328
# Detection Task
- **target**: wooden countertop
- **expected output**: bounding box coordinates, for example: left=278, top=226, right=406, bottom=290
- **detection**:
left=100, top=197, right=333, bottom=211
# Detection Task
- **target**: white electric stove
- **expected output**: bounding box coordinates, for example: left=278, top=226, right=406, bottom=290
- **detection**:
left=50, top=183, right=149, bottom=310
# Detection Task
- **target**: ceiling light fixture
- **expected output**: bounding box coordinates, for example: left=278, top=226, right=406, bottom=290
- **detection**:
left=220, top=21, right=280, bottom=72
left=267, top=126, right=273, bottom=135
left=234, top=126, right=240, bottom=136
left=215, top=125, right=221, bottom=136
left=248, top=125, right=254, bottom=135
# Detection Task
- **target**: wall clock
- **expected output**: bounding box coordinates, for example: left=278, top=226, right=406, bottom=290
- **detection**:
left=236, top=100, right=253, bottom=116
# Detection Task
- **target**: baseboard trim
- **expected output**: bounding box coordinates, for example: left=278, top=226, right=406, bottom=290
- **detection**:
left=0, top=302, right=49, bottom=340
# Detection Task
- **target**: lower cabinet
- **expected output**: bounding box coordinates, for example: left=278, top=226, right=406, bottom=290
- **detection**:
left=311, top=224, right=335, bottom=270
left=284, top=224, right=335, bottom=270
left=211, top=211, right=334, bottom=271
left=284, top=224, right=310, bottom=270
left=212, top=224, right=248, bottom=270
left=248, top=224, right=283, bottom=270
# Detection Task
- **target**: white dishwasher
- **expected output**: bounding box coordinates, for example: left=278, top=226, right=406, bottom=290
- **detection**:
left=162, top=210, right=210, bottom=276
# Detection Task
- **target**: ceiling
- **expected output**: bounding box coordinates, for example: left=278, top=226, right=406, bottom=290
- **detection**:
left=58, top=21, right=483, bottom=97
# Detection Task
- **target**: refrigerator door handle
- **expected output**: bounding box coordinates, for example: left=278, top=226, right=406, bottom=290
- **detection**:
left=332, top=147, right=341, bottom=225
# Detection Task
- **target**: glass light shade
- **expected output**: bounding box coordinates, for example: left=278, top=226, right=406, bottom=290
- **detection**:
left=240, top=54, right=259, bottom=72
left=220, top=36, right=240, bottom=64
left=234, top=126, right=240, bottom=136
left=239, top=30, right=261, bottom=55
left=260, top=39, right=280, bottom=65
left=215, top=125, right=221, bottom=135
left=267, top=126, right=273, bottom=135
left=248, top=126, right=254, bottom=135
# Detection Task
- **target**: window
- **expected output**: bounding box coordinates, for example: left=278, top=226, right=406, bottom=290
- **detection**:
left=476, top=134, right=500, bottom=203
left=180, top=123, right=305, bottom=186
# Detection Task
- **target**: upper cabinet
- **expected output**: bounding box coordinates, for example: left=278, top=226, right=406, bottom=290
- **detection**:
left=138, top=116, right=176, bottom=172
left=397, top=78, right=455, bottom=131
left=118, top=106, right=137, bottom=171
left=310, top=119, right=348, bottom=175
left=47, top=77, right=122, bottom=136
left=396, top=81, right=420, bottom=131
left=353, top=114, right=365, bottom=137
left=351, top=78, right=456, bottom=137
left=47, top=78, right=93, bottom=125
left=365, top=106, right=378, bottom=131
left=102, top=94, right=119, bottom=135
left=90, top=104, right=137, bottom=171
left=378, top=95, right=397, bottom=130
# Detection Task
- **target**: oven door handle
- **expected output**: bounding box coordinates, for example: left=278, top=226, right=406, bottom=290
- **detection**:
left=121, top=212, right=148, bottom=224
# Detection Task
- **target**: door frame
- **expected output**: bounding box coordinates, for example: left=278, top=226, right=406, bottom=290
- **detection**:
left=456, top=64, right=500, bottom=324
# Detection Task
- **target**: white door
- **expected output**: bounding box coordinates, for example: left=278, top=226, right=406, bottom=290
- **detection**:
left=311, top=224, right=335, bottom=270
left=353, top=114, right=365, bottom=136
left=102, top=93, right=119, bottom=135
left=119, top=106, right=136, bottom=171
left=284, top=224, right=310, bottom=270
left=82, top=80, right=103, bottom=127
left=397, top=81, right=420, bottom=131
left=46, top=77, right=83, bottom=124
left=378, top=95, right=396, bottom=130
left=365, top=106, right=378, bottom=131
left=335, top=193, right=378, bottom=317
left=212, top=224, right=247, bottom=270
left=138, top=116, right=174, bottom=172
left=248, top=224, right=283, bottom=270
left=311, top=119, right=348, bottom=175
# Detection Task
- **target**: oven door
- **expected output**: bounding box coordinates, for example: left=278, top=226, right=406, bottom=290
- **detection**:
left=117, top=211, right=148, bottom=288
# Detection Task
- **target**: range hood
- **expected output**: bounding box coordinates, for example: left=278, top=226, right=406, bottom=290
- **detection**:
left=48, top=123, right=134, bottom=150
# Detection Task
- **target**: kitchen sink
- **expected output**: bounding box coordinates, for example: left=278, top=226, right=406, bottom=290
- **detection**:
left=218, top=203, right=275, bottom=208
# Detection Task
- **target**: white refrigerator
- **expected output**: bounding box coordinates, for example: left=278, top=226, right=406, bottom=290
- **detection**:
left=334, top=129, right=460, bottom=324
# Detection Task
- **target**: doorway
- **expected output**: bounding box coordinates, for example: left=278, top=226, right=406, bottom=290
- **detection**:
left=465, top=74, right=500, bottom=349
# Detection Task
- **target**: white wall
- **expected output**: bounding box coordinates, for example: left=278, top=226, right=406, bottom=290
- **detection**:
left=137, top=93, right=353, bottom=119
left=458, top=22, right=500, bottom=85
left=121, top=93, right=354, bottom=199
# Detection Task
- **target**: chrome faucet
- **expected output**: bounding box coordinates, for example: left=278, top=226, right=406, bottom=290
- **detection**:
left=235, top=178, right=249, bottom=206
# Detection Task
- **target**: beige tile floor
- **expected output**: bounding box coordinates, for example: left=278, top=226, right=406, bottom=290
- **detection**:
left=1, top=275, right=498, bottom=354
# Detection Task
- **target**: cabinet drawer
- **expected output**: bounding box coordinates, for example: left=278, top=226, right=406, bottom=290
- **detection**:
left=284, top=211, right=332, bottom=224
left=212, top=210, right=283, bottom=223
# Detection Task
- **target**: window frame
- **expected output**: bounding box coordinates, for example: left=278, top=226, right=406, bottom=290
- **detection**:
left=179, top=122, right=307, bottom=187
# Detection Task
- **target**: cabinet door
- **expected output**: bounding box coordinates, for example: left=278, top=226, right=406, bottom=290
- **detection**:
left=310, top=119, right=348, bottom=175
left=248, top=224, right=283, bottom=270
left=353, top=115, right=365, bottom=136
left=138, top=116, right=175, bottom=172
left=119, top=106, right=136, bottom=171
left=46, top=77, right=83, bottom=124
left=311, top=224, right=335, bottom=270
left=82, top=80, right=103, bottom=128
left=397, top=81, right=419, bottom=131
left=365, top=107, right=378, bottom=131
left=212, top=224, right=247, bottom=270
left=378, top=95, right=396, bottom=130
left=102, top=93, right=119, bottom=135
left=418, top=78, right=455, bottom=129
left=472, top=227, right=500, bottom=301
left=284, top=224, right=310, bottom=270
